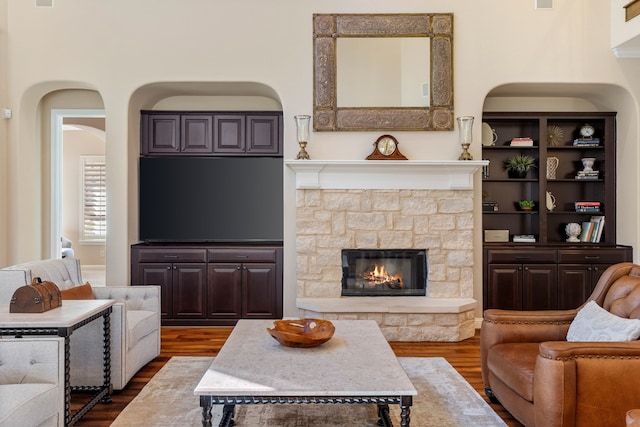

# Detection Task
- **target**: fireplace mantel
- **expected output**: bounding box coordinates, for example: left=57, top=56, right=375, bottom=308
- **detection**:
left=285, top=160, right=488, bottom=190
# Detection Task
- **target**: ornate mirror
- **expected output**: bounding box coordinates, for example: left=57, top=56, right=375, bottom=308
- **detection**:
left=313, top=13, right=453, bottom=132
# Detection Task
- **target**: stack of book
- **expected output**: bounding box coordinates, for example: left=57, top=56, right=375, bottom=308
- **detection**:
left=510, top=137, right=534, bottom=147
left=575, top=170, right=600, bottom=180
left=573, top=138, right=600, bottom=146
left=579, top=216, right=605, bottom=243
left=482, top=201, right=499, bottom=212
left=574, top=201, right=601, bottom=212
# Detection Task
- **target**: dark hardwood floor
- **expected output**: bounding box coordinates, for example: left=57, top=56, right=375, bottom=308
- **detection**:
left=73, top=327, right=522, bottom=426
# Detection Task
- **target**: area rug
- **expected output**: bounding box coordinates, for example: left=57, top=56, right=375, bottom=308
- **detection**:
left=112, top=356, right=506, bottom=426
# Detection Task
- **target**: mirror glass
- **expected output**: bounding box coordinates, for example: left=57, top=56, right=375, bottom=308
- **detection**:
left=313, top=13, right=453, bottom=132
left=336, top=38, right=431, bottom=108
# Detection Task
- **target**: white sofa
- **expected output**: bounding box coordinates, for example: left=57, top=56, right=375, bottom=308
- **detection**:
left=0, top=258, right=161, bottom=390
left=0, top=337, right=65, bottom=427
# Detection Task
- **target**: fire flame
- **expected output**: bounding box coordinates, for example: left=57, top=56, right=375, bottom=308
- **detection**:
left=363, top=264, right=403, bottom=288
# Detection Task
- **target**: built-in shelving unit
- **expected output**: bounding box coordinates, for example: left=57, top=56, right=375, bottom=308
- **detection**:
left=482, top=111, right=632, bottom=311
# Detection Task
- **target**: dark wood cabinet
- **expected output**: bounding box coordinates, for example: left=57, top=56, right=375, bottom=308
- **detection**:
left=484, top=245, right=632, bottom=310
left=482, top=111, right=632, bottom=311
left=141, top=114, right=180, bottom=154
left=213, top=114, right=245, bottom=154
left=131, top=244, right=283, bottom=326
left=246, top=115, right=281, bottom=155
left=141, top=111, right=282, bottom=156
left=181, top=115, right=212, bottom=153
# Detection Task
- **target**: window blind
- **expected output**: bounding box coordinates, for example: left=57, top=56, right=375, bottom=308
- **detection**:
left=80, top=156, right=106, bottom=242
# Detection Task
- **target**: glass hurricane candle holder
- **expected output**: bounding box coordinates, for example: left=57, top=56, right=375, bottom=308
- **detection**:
left=294, top=115, right=311, bottom=160
left=457, top=116, right=474, bottom=160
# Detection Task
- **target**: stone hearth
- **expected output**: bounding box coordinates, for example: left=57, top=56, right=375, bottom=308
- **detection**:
left=286, top=160, right=487, bottom=342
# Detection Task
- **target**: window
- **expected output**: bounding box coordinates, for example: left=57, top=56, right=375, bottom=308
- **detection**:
left=80, top=156, right=106, bottom=242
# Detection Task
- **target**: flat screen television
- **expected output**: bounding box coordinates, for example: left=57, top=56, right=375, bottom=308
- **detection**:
left=139, top=156, right=283, bottom=243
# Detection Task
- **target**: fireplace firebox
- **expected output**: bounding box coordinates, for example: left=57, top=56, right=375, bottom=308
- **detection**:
left=341, top=249, right=427, bottom=296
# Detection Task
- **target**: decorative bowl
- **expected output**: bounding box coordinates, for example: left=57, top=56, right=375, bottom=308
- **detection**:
left=266, top=318, right=335, bottom=348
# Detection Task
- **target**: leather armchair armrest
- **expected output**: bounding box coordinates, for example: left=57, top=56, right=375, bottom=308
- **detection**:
left=538, top=339, right=640, bottom=358
left=534, top=340, right=640, bottom=427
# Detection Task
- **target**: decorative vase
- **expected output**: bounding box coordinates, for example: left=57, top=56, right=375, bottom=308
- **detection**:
left=565, top=223, right=581, bottom=242
left=457, top=116, right=474, bottom=160
left=294, top=115, right=311, bottom=160
left=546, top=156, right=559, bottom=179
left=581, top=157, right=595, bottom=172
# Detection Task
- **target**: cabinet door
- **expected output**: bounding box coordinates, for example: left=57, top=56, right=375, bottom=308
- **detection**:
left=134, top=262, right=173, bottom=318
left=242, top=263, right=277, bottom=318
left=557, top=264, right=591, bottom=309
left=207, top=263, right=242, bottom=319
left=181, top=115, right=213, bottom=153
left=487, top=264, right=523, bottom=310
left=213, top=115, right=245, bottom=154
left=143, top=114, right=180, bottom=154
left=172, top=263, right=207, bottom=319
left=246, top=115, right=280, bottom=155
left=522, top=264, right=557, bottom=310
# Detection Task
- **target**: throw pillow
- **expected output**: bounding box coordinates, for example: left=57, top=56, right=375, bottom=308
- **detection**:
left=567, top=300, right=640, bottom=341
left=60, top=282, right=95, bottom=300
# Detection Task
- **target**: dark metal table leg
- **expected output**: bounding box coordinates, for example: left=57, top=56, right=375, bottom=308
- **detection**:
left=377, top=402, right=392, bottom=426
left=101, top=309, right=112, bottom=403
left=220, top=404, right=235, bottom=427
left=64, top=335, right=71, bottom=426
left=200, top=396, right=213, bottom=427
left=400, top=395, right=412, bottom=427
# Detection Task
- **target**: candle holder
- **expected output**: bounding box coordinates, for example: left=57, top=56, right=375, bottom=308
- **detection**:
left=294, top=115, right=311, bottom=160
left=457, top=116, right=474, bottom=160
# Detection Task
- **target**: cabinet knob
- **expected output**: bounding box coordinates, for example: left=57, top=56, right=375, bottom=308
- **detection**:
left=166, top=266, right=171, bottom=270
left=518, top=266, right=523, bottom=271
left=236, top=266, right=241, bottom=270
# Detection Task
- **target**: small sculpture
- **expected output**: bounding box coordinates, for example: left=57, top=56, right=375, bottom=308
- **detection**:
left=565, top=223, right=581, bottom=242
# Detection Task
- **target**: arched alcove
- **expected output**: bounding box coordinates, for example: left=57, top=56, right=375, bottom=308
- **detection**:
left=482, top=82, right=638, bottom=249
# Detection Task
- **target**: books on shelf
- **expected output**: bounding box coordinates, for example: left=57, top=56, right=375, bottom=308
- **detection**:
left=579, top=216, right=605, bottom=243
left=573, top=138, right=600, bottom=146
left=574, top=201, right=601, bottom=213
left=575, top=170, right=600, bottom=180
left=513, top=234, right=536, bottom=243
left=510, top=137, right=534, bottom=147
left=482, top=201, right=499, bottom=212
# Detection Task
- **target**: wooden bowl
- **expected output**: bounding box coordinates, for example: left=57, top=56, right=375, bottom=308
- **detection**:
left=266, top=318, right=335, bottom=348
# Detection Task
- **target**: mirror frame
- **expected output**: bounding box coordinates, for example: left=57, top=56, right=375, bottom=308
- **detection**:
left=313, top=13, right=453, bottom=132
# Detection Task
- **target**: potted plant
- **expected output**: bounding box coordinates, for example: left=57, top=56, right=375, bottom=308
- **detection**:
left=517, top=200, right=535, bottom=211
left=505, top=154, right=536, bottom=178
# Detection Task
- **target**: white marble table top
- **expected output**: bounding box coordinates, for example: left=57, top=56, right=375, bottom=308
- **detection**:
left=0, top=299, right=114, bottom=328
left=194, top=319, right=417, bottom=397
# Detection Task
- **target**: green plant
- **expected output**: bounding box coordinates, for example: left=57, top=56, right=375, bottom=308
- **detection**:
left=518, top=200, right=535, bottom=208
left=505, top=154, right=537, bottom=175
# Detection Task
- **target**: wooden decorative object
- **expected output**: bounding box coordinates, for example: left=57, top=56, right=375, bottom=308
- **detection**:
left=266, top=318, right=335, bottom=348
left=366, top=135, right=408, bottom=160
left=10, top=278, right=62, bottom=313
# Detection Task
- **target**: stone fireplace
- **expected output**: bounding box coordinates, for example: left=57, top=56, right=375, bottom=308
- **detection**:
left=286, top=160, right=486, bottom=342
left=341, top=249, right=427, bottom=297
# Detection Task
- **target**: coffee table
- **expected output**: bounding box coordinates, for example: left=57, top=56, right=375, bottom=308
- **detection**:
left=194, top=319, right=417, bottom=426
left=0, top=299, right=114, bottom=426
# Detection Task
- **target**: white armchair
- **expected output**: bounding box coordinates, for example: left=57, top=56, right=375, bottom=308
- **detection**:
left=0, top=258, right=161, bottom=390
left=0, top=337, right=65, bottom=427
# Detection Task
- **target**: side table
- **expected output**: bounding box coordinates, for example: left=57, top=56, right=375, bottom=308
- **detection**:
left=0, top=299, right=114, bottom=426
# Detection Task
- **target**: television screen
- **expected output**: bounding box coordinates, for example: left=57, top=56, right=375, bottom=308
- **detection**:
left=139, top=156, right=283, bottom=243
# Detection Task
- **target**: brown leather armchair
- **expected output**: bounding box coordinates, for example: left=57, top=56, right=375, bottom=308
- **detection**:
left=481, top=262, right=640, bottom=427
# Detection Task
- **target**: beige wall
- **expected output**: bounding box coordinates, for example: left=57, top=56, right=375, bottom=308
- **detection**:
left=62, top=124, right=106, bottom=266
left=1, top=1, right=639, bottom=318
